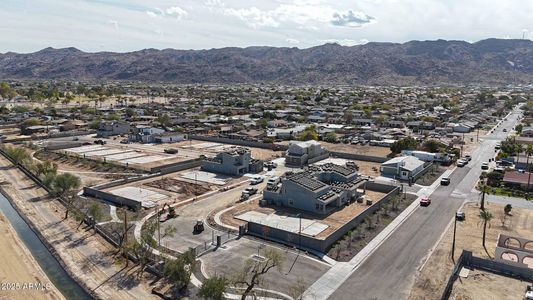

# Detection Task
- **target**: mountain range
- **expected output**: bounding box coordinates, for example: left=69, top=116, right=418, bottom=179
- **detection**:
left=1, top=39, right=532, bottom=85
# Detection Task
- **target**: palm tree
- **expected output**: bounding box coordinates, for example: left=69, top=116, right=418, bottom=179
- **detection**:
left=525, top=144, right=533, bottom=190
left=478, top=209, right=493, bottom=248
left=516, top=144, right=524, bottom=167
left=479, top=182, right=491, bottom=211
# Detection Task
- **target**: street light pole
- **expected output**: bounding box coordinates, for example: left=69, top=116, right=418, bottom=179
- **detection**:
left=451, top=216, right=457, bottom=261
left=156, top=205, right=161, bottom=247
left=298, top=214, right=302, bottom=252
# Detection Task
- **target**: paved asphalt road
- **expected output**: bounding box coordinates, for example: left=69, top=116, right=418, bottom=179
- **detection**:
left=330, top=106, right=523, bottom=300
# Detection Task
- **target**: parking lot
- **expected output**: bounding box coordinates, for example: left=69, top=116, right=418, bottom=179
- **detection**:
left=200, top=237, right=331, bottom=296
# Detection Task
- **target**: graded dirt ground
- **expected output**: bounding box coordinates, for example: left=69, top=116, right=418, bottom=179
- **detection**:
left=408, top=201, right=533, bottom=300
left=0, top=211, right=65, bottom=300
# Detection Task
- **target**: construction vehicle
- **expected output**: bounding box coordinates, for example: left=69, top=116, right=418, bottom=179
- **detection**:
left=194, top=219, right=204, bottom=233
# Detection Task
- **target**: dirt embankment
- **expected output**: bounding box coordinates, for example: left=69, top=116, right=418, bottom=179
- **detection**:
left=0, top=211, right=65, bottom=300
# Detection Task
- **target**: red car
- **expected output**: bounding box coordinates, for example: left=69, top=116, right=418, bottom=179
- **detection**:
left=420, top=197, right=431, bottom=207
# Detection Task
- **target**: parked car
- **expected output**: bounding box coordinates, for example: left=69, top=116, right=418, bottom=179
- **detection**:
left=120, top=139, right=129, bottom=144
left=455, top=211, right=465, bottom=221
left=82, top=142, right=92, bottom=146
left=440, top=177, right=451, bottom=186
left=503, top=128, right=507, bottom=132
left=525, top=285, right=533, bottom=300
left=72, top=137, right=79, bottom=141
left=94, top=139, right=106, bottom=145
left=464, top=155, right=472, bottom=162
left=420, top=197, right=432, bottom=207
left=164, top=148, right=179, bottom=154
left=481, top=162, right=489, bottom=170
left=250, top=176, right=264, bottom=185
left=457, top=159, right=466, bottom=167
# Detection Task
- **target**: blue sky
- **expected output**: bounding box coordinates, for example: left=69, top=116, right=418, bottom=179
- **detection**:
left=0, top=0, right=532, bottom=53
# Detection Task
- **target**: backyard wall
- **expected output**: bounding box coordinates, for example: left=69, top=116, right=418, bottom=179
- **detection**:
left=190, top=135, right=287, bottom=151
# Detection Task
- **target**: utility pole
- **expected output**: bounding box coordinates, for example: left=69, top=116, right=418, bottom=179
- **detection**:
left=451, top=215, right=457, bottom=261
left=157, top=205, right=161, bottom=247
left=298, top=214, right=302, bottom=252
left=123, top=208, right=128, bottom=267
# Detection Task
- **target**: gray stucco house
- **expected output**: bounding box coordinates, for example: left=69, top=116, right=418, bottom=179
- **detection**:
left=201, top=147, right=263, bottom=176
left=380, top=156, right=425, bottom=181
left=285, top=140, right=329, bottom=167
left=96, top=121, right=130, bottom=137
left=263, top=163, right=362, bottom=215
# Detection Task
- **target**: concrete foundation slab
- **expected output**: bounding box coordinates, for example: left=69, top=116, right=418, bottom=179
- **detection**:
left=121, top=155, right=168, bottom=164
left=83, top=148, right=127, bottom=157
left=105, top=151, right=146, bottom=161
left=180, top=171, right=230, bottom=185
left=109, top=186, right=168, bottom=208
left=236, top=211, right=328, bottom=237
left=65, top=145, right=106, bottom=153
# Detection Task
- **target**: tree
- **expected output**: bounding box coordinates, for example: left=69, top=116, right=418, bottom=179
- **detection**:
left=478, top=209, right=493, bottom=248
left=87, top=203, right=103, bottom=229
left=516, top=143, right=524, bottom=165
left=526, top=145, right=533, bottom=189
left=163, top=251, right=196, bottom=294
left=504, top=204, right=513, bottom=215
left=33, top=160, right=58, bottom=178
left=3, top=146, right=31, bottom=167
left=157, top=114, right=171, bottom=128
left=390, top=137, right=417, bottom=154
left=232, top=248, right=284, bottom=300
left=297, top=125, right=318, bottom=141
left=198, top=276, right=228, bottom=300
left=52, top=173, right=81, bottom=219
left=423, top=139, right=444, bottom=153
left=323, top=132, right=338, bottom=143
left=516, top=124, right=523, bottom=134
left=479, top=182, right=490, bottom=211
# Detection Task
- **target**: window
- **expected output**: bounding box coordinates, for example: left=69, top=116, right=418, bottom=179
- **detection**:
left=315, top=203, right=319, bottom=210
left=289, top=199, right=293, bottom=206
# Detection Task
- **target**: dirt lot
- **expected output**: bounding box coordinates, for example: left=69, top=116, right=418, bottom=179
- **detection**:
left=144, top=177, right=211, bottom=197
left=408, top=202, right=533, bottom=300
left=450, top=269, right=530, bottom=300
left=355, top=160, right=382, bottom=177
left=320, top=142, right=392, bottom=157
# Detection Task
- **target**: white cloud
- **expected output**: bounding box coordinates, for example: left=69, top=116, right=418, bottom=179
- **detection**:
left=319, top=38, right=369, bottom=46
left=146, top=6, right=188, bottom=20
left=331, top=10, right=375, bottom=27
left=223, top=7, right=280, bottom=28
left=146, top=11, right=158, bottom=18
left=165, top=6, right=188, bottom=19
left=286, top=38, right=300, bottom=44
left=108, top=20, right=119, bottom=30
left=220, top=2, right=376, bottom=30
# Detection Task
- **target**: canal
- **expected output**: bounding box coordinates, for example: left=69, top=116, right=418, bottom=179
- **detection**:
left=0, top=192, right=93, bottom=299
